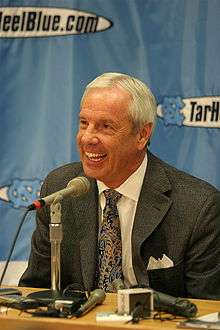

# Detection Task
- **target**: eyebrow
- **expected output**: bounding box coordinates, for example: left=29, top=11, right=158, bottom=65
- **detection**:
left=78, top=115, right=115, bottom=124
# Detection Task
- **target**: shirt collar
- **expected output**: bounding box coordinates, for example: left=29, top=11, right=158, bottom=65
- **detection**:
left=97, top=153, right=148, bottom=202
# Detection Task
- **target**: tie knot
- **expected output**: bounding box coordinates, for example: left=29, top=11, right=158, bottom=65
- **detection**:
left=104, top=189, right=121, bottom=204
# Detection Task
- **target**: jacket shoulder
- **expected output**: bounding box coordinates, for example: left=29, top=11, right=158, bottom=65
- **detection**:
left=148, top=152, right=219, bottom=197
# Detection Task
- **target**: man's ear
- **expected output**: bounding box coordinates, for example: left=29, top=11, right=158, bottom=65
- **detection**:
left=137, top=123, right=153, bottom=150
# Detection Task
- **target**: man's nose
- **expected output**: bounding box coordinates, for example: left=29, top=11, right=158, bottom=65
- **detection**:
left=80, top=127, right=99, bottom=144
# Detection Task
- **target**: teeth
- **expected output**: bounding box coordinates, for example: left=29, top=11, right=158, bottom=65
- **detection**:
left=85, top=152, right=106, bottom=161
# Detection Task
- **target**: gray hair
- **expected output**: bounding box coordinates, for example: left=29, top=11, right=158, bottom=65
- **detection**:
left=81, top=72, right=157, bottom=135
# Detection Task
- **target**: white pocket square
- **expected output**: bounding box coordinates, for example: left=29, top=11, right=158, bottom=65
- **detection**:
left=147, top=254, right=174, bottom=270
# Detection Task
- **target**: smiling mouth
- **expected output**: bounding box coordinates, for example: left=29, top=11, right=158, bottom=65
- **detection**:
left=85, top=152, right=107, bottom=162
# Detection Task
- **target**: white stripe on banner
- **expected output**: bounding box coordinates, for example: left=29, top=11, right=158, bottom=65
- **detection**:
left=0, top=261, right=27, bottom=285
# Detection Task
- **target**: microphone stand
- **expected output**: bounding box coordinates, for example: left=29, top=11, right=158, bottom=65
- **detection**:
left=28, top=195, right=63, bottom=302
left=50, top=196, right=63, bottom=294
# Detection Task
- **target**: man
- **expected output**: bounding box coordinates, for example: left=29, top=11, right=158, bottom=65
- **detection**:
left=19, top=73, right=220, bottom=299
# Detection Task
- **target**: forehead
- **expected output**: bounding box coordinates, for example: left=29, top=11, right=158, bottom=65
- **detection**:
left=80, top=87, right=132, bottom=120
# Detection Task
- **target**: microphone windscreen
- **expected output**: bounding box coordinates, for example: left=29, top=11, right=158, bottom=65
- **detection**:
left=112, top=278, right=125, bottom=291
left=67, top=177, right=90, bottom=195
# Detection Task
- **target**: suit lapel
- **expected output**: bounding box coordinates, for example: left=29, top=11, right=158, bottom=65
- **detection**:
left=132, top=152, right=172, bottom=285
left=71, top=176, right=99, bottom=291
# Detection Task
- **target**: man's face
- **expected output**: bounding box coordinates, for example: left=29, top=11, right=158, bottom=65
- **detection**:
left=77, top=86, right=151, bottom=188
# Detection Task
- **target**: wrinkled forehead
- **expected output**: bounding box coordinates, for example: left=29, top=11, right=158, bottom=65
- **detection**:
left=81, top=87, right=132, bottom=114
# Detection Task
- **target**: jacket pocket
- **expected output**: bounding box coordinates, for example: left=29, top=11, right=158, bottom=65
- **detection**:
left=147, top=259, right=186, bottom=297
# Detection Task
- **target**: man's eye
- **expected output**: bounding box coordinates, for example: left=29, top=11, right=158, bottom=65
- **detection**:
left=79, top=120, right=87, bottom=127
left=102, top=123, right=114, bottom=130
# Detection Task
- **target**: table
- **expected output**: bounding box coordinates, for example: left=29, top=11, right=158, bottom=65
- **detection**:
left=1, top=287, right=220, bottom=330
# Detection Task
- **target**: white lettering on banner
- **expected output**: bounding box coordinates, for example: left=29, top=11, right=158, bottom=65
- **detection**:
left=0, top=7, right=112, bottom=37
left=157, top=96, right=220, bottom=128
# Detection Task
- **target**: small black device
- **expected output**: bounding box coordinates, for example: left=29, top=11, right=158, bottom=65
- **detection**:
left=0, top=288, right=22, bottom=296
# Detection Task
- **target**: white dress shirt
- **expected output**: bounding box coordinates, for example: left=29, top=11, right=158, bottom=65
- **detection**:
left=97, top=153, right=148, bottom=288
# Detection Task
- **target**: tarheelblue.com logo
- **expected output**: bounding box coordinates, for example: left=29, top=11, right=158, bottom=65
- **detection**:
left=157, top=96, right=220, bottom=128
left=0, top=7, right=112, bottom=38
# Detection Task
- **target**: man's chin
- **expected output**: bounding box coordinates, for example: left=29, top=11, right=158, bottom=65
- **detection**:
left=82, top=165, right=105, bottom=181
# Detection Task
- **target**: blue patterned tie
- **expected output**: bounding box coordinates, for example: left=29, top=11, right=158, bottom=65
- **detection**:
left=97, top=189, right=123, bottom=292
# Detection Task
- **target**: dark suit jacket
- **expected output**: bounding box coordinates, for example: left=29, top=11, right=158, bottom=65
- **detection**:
left=19, top=152, right=220, bottom=299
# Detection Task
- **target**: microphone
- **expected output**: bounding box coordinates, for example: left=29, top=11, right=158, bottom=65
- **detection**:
left=27, top=176, right=90, bottom=210
left=153, top=290, right=198, bottom=318
left=74, top=289, right=106, bottom=317
left=123, top=282, right=197, bottom=318
left=112, top=278, right=125, bottom=291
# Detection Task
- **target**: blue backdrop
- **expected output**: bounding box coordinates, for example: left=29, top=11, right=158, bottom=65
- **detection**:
left=0, top=0, right=220, bottom=284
